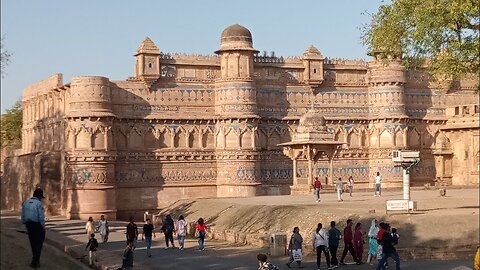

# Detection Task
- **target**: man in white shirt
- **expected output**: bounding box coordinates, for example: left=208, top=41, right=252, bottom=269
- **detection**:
left=313, top=223, right=332, bottom=270
left=335, top=178, right=344, bottom=202
left=374, top=172, right=382, bottom=197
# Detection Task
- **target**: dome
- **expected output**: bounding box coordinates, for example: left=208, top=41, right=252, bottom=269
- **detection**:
left=298, top=107, right=327, bottom=133
left=216, top=24, right=257, bottom=53
left=221, top=24, right=252, bottom=42
left=299, top=109, right=326, bottom=127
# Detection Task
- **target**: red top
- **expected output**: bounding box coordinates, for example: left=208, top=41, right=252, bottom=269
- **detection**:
left=353, top=229, right=364, bottom=247
left=313, top=180, right=322, bottom=189
left=196, top=223, right=207, bottom=232
left=377, top=228, right=385, bottom=240
left=343, top=224, right=353, bottom=243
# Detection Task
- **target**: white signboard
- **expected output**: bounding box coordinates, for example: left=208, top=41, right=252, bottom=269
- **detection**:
left=386, top=200, right=417, bottom=213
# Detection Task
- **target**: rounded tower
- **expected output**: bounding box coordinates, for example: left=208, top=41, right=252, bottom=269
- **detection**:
left=68, top=76, right=115, bottom=117
left=367, top=53, right=407, bottom=120
left=214, top=24, right=258, bottom=118
left=66, top=76, right=117, bottom=219
left=367, top=52, right=407, bottom=189
left=214, top=24, right=261, bottom=197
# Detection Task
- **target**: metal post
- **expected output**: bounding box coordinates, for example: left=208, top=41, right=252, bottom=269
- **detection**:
left=403, top=166, right=410, bottom=201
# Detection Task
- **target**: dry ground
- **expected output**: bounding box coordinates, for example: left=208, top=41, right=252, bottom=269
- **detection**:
left=160, top=188, right=479, bottom=254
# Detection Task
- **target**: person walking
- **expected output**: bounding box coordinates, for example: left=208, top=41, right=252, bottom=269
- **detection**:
left=376, top=224, right=400, bottom=270
left=85, top=217, right=95, bottom=240
left=97, top=215, right=109, bottom=243
left=335, top=178, right=344, bottom=202
left=195, top=218, right=207, bottom=251
left=374, top=172, right=382, bottom=196
left=348, top=176, right=354, bottom=196
left=85, top=233, right=99, bottom=266
left=21, top=187, right=46, bottom=269
left=340, top=219, right=360, bottom=265
left=376, top=222, right=388, bottom=269
left=176, top=215, right=188, bottom=250
left=126, top=217, right=139, bottom=250
left=313, top=223, right=332, bottom=270
left=328, top=221, right=342, bottom=268
left=353, top=222, right=364, bottom=263
left=367, top=219, right=379, bottom=265
left=312, top=177, right=322, bottom=202
left=122, top=239, right=134, bottom=270
left=162, top=214, right=176, bottom=249
left=141, top=218, right=156, bottom=257
left=286, top=227, right=304, bottom=268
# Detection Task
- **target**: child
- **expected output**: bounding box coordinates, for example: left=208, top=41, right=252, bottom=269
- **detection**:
left=85, top=233, right=99, bottom=266
left=391, top=228, right=399, bottom=246
left=122, top=239, right=134, bottom=270
left=257, top=253, right=279, bottom=270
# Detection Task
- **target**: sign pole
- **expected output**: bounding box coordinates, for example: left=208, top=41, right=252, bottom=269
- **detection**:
left=403, top=166, right=410, bottom=201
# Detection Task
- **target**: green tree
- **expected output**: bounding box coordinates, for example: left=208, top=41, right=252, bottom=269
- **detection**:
left=362, top=0, right=479, bottom=85
left=1, top=101, right=23, bottom=148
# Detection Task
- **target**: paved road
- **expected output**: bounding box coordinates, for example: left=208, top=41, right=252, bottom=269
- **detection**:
left=1, top=209, right=476, bottom=270
left=124, top=237, right=474, bottom=270
left=0, top=215, right=90, bottom=270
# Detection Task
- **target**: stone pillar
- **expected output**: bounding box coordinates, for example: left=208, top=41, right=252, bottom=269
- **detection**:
left=293, top=158, right=298, bottom=185
left=308, top=154, right=313, bottom=187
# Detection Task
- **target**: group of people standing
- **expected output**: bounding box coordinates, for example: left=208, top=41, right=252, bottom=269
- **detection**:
left=313, top=176, right=356, bottom=203
left=312, top=172, right=383, bottom=202
left=285, top=218, right=400, bottom=270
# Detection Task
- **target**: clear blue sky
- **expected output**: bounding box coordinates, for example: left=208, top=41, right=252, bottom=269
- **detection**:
left=1, top=0, right=384, bottom=113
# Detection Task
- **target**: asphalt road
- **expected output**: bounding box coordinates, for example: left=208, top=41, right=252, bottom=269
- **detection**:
left=0, top=212, right=475, bottom=270
left=0, top=216, right=89, bottom=270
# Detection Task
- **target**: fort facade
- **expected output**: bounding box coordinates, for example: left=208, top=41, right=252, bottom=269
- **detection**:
left=3, top=24, right=479, bottom=219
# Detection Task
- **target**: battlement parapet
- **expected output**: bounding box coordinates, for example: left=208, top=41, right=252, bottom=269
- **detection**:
left=23, top=73, right=64, bottom=100
left=324, top=58, right=367, bottom=67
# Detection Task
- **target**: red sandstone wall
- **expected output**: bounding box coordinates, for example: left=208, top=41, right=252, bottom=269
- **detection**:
left=1, top=152, right=65, bottom=215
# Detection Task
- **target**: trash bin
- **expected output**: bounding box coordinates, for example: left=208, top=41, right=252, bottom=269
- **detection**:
left=270, top=233, right=287, bottom=257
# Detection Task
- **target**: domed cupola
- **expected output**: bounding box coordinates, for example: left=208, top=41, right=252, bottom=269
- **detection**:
left=215, top=24, right=258, bottom=53
left=292, top=106, right=334, bottom=142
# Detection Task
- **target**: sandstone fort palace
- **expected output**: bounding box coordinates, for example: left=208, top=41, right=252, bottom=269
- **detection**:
left=3, top=24, right=479, bottom=220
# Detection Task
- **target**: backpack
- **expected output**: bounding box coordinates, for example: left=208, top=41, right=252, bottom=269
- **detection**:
left=263, top=262, right=279, bottom=270
left=93, top=239, right=99, bottom=249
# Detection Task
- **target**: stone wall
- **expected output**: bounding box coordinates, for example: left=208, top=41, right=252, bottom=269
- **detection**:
left=1, top=151, right=65, bottom=215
